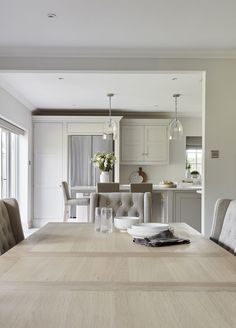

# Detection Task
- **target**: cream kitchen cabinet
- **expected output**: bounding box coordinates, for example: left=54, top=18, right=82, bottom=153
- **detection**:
left=174, top=191, right=201, bottom=232
left=33, top=116, right=123, bottom=227
left=121, top=119, right=169, bottom=164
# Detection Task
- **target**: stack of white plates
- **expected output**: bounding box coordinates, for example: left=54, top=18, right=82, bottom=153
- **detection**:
left=127, top=223, right=170, bottom=238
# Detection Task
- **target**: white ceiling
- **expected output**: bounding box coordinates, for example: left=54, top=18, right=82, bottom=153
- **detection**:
left=0, top=72, right=203, bottom=115
left=0, top=0, right=236, bottom=57
left=0, top=1, right=210, bottom=115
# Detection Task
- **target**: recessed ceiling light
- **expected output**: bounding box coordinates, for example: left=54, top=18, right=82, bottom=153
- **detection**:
left=172, top=77, right=178, bottom=81
left=47, top=13, right=57, bottom=18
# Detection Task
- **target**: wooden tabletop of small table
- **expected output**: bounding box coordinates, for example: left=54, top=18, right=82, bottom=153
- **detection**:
left=0, top=223, right=235, bottom=328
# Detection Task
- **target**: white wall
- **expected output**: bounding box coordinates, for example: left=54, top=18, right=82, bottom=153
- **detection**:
left=0, top=57, right=236, bottom=236
left=0, top=85, right=32, bottom=227
left=120, top=117, right=202, bottom=184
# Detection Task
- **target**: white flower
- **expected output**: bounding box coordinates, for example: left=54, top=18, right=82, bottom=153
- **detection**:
left=92, top=151, right=116, bottom=171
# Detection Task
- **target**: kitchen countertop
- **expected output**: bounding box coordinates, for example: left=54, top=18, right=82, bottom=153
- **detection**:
left=71, top=184, right=201, bottom=192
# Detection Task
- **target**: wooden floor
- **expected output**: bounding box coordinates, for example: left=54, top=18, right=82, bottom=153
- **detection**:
left=0, top=223, right=235, bottom=328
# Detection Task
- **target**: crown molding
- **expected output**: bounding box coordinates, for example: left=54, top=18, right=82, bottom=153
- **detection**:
left=32, top=115, right=123, bottom=123
left=0, top=47, right=236, bottom=59
left=33, top=109, right=201, bottom=119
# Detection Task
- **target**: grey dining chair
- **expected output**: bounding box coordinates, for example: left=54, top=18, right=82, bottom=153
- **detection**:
left=61, top=181, right=90, bottom=222
left=96, top=182, right=120, bottom=193
left=130, top=183, right=153, bottom=193
left=90, top=192, right=152, bottom=223
left=210, top=198, right=236, bottom=254
left=0, top=198, right=24, bottom=255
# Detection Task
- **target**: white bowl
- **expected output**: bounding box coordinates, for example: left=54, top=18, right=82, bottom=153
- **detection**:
left=114, top=217, right=140, bottom=232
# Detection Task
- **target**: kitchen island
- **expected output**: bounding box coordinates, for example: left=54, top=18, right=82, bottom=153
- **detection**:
left=71, top=184, right=201, bottom=192
left=71, top=185, right=202, bottom=232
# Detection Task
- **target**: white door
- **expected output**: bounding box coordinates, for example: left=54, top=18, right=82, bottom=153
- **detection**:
left=34, top=123, right=63, bottom=225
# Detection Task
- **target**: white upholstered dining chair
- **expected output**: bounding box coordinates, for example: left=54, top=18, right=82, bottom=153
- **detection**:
left=61, top=181, right=90, bottom=222
left=210, top=198, right=236, bottom=254
left=90, top=192, right=152, bottom=223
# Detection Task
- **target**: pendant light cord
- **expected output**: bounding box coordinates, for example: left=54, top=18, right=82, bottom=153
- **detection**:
left=110, top=96, right=112, bottom=116
left=175, top=97, right=178, bottom=121
left=173, top=93, right=181, bottom=121
left=107, top=93, right=114, bottom=127
left=175, top=96, right=177, bottom=120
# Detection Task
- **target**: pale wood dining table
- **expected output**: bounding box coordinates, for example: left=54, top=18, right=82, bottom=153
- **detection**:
left=0, top=222, right=235, bottom=328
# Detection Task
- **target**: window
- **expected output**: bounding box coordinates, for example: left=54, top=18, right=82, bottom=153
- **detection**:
left=0, top=128, right=19, bottom=198
left=186, top=136, right=202, bottom=174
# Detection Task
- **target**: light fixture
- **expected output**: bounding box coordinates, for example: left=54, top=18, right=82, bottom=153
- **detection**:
left=47, top=13, right=57, bottom=18
left=103, top=93, right=117, bottom=140
left=169, top=93, right=183, bottom=140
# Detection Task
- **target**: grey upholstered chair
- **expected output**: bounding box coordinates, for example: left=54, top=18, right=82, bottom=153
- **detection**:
left=210, top=198, right=236, bottom=254
left=62, top=181, right=90, bottom=222
left=96, top=183, right=120, bottom=193
left=0, top=198, right=24, bottom=255
left=130, top=183, right=153, bottom=193
left=90, top=192, right=152, bottom=223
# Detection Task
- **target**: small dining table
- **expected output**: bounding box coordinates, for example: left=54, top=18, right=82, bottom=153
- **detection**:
left=0, top=223, right=235, bottom=328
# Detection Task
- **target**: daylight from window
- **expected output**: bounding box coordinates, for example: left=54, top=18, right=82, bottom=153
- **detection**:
left=0, top=128, right=18, bottom=198
left=186, top=149, right=202, bottom=174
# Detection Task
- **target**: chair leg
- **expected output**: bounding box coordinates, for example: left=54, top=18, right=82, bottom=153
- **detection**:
left=64, top=205, right=70, bottom=222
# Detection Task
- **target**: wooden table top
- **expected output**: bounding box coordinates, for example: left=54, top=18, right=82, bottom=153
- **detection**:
left=0, top=223, right=235, bottom=328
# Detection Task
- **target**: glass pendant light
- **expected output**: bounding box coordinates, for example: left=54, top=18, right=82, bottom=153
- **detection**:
left=103, top=93, right=117, bottom=140
left=169, top=93, right=183, bottom=140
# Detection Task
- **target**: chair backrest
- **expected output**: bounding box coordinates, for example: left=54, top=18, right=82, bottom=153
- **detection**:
left=62, top=181, right=71, bottom=202
left=210, top=198, right=236, bottom=254
left=130, top=183, right=153, bottom=193
left=96, top=183, right=120, bottom=193
left=0, top=198, right=24, bottom=255
left=90, top=192, right=152, bottom=223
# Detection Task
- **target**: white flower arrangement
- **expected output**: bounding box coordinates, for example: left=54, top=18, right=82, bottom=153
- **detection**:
left=92, top=152, right=116, bottom=172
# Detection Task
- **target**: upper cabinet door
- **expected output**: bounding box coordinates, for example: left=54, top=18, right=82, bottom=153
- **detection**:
left=121, top=120, right=169, bottom=164
left=121, top=125, right=145, bottom=162
left=145, top=125, right=169, bottom=163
